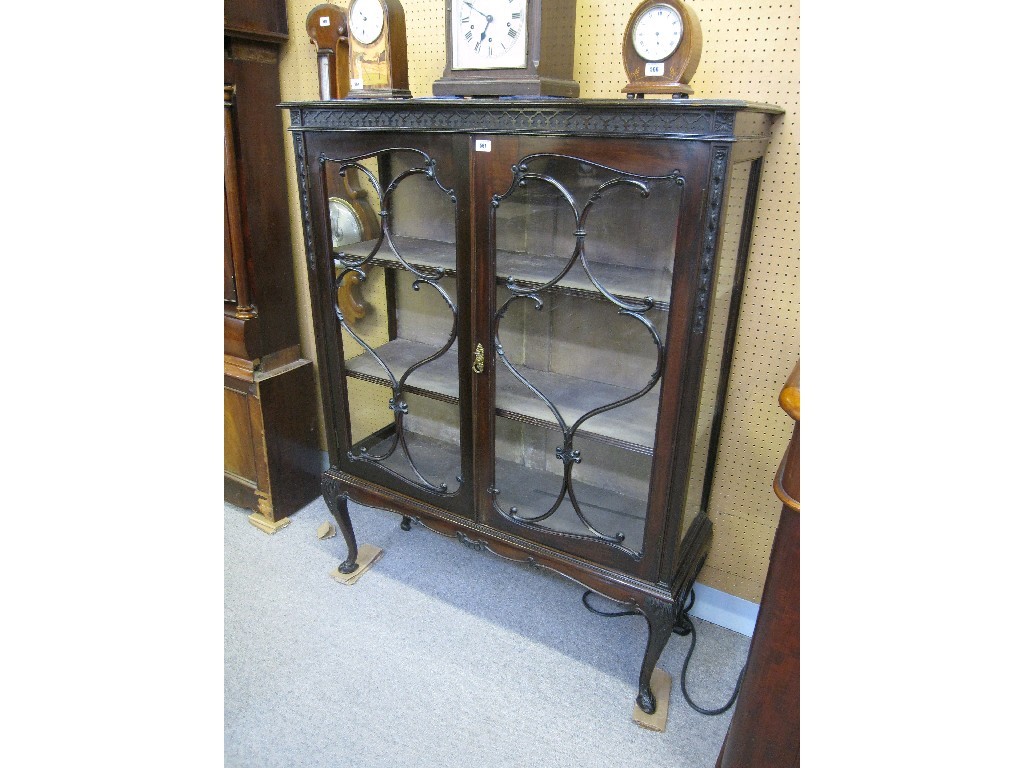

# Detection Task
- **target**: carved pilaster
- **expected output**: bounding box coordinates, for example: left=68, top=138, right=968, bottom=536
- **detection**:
left=292, top=132, right=318, bottom=273
left=693, top=146, right=730, bottom=334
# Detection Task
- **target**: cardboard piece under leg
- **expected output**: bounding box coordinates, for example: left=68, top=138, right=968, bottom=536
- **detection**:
left=317, top=521, right=336, bottom=539
left=248, top=513, right=292, bottom=535
left=632, top=667, right=672, bottom=732
left=329, top=544, right=383, bottom=586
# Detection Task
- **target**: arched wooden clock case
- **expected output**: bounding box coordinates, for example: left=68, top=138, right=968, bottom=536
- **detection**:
left=622, top=0, right=703, bottom=99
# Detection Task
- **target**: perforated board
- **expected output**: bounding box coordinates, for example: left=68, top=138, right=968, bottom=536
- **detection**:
left=276, top=0, right=800, bottom=603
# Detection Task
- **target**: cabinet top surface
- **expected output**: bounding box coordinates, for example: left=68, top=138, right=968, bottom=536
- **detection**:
left=283, top=97, right=782, bottom=113
left=284, top=98, right=782, bottom=140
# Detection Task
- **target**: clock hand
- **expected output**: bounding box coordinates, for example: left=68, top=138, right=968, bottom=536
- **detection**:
left=463, top=0, right=494, bottom=40
left=462, top=1, right=489, bottom=20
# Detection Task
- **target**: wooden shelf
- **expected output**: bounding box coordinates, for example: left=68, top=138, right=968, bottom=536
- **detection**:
left=336, top=235, right=673, bottom=310
left=345, top=337, right=659, bottom=455
left=345, top=337, right=460, bottom=405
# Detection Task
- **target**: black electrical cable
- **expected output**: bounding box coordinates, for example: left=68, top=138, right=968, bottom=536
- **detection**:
left=581, top=587, right=747, bottom=716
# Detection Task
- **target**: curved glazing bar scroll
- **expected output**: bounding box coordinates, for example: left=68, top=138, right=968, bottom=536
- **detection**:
left=318, top=148, right=461, bottom=496
left=488, top=153, right=684, bottom=557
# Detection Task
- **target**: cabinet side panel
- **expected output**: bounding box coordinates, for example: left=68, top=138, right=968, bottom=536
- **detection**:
left=258, top=361, right=322, bottom=518
left=676, top=160, right=752, bottom=563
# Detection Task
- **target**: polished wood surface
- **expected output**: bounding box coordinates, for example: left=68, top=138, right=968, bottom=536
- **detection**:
left=224, top=0, right=288, bottom=42
left=336, top=271, right=368, bottom=323
left=225, top=0, right=320, bottom=522
left=432, top=0, right=580, bottom=97
left=774, top=360, right=799, bottom=510
left=779, top=359, right=800, bottom=419
left=223, top=84, right=256, bottom=319
left=306, top=3, right=349, bottom=100
left=346, top=0, right=411, bottom=99
left=621, top=0, right=702, bottom=98
left=717, top=360, right=800, bottom=767
left=289, top=99, right=780, bottom=716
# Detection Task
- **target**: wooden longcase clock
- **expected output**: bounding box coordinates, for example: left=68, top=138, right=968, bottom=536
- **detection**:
left=432, top=0, right=579, bottom=97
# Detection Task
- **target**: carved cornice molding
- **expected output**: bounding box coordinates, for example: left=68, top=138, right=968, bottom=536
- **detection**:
left=287, top=103, right=744, bottom=139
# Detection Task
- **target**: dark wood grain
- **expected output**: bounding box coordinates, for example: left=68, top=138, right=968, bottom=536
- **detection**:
left=306, top=3, right=349, bottom=99
left=288, top=99, right=780, bottom=715
left=224, top=0, right=320, bottom=522
left=224, top=0, right=288, bottom=42
left=621, top=0, right=702, bottom=98
left=346, top=0, right=411, bottom=99
left=717, top=362, right=800, bottom=767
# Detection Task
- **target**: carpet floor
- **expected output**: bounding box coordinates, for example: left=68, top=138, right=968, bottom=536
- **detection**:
left=225, top=498, right=750, bottom=767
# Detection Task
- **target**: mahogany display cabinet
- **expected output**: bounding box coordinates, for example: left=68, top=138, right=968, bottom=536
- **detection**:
left=285, top=98, right=781, bottom=714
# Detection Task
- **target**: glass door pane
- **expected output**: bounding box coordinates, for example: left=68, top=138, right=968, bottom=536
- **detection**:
left=323, top=142, right=465, bottom=500
left=487, top=151, right=685, bottom=560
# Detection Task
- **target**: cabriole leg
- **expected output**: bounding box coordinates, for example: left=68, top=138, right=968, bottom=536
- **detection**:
left=636, top=596, right=677, bottom=715
left=324, top=490, right=358, bottom=574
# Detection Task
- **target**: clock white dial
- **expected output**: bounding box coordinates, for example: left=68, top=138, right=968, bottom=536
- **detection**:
left=349, top=0, right=385, bottom=45
left=329, top=198, right=363, bottom=249
left=452, top=0, right=527, bottom=70
left=631, top=3, right=683, bottom=62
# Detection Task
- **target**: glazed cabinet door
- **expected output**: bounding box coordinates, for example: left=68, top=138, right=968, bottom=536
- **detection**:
left=303, top=131, right=476, bottom=518
left=471, top=136, right=707, bottom=576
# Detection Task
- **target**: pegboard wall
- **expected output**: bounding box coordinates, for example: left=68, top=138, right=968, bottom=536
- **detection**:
left=276, top=0, right=799, bottom=603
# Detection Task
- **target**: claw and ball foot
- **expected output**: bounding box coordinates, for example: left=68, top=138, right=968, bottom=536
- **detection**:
left=401, top=516, right=412, bottom=531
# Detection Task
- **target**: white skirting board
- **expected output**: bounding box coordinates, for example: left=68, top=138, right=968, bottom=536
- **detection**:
left=689, top=583, right=759, bottom=637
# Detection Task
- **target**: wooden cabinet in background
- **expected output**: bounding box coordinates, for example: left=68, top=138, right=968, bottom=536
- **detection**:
left=224, top=0, right=320, bottom=524
left=717, top=362, right=800, bottom=766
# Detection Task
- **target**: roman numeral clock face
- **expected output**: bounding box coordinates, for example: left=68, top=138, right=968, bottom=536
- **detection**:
left=452, top=0, right=527, bottom=69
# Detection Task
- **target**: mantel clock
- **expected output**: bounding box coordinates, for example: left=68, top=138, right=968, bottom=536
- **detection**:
left=622, top=0, right=702, bottom=99
left=432, top=0, right=579, bottom=97
left=346, top=0, right=411, bottom=99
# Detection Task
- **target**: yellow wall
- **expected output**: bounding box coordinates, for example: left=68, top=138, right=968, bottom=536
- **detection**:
left=277, top=0, right=800, bottom=603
